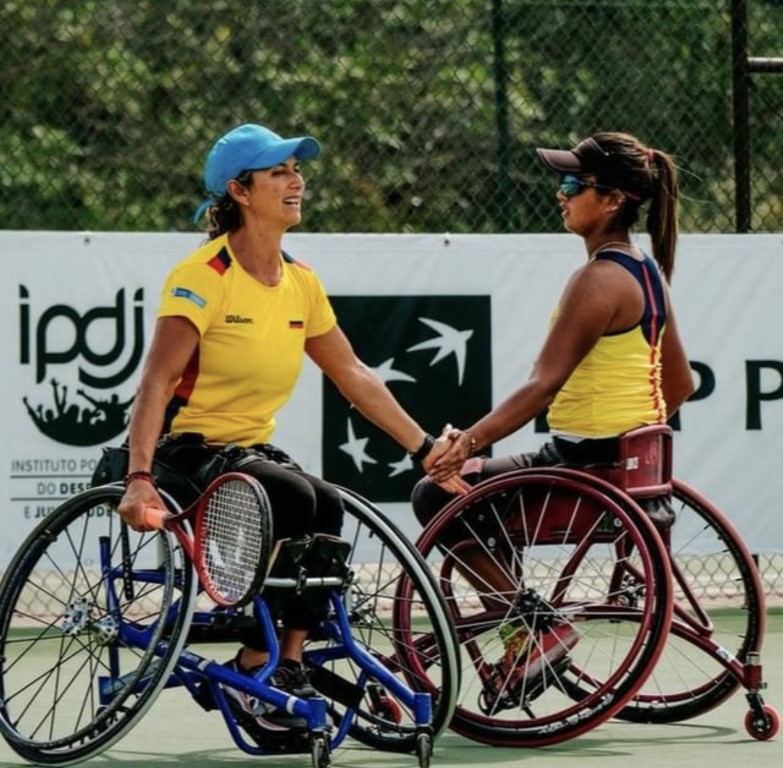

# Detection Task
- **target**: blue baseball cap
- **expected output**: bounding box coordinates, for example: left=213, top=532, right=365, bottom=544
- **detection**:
left=194, top=123, right=321, bottom=222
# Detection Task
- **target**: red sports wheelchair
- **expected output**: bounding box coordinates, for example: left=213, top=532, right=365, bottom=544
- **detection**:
left=404, top=425, right=779, bottom=747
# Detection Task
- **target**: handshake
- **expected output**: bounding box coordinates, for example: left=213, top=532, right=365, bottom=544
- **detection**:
left=421, top=424, right=479, bottom=494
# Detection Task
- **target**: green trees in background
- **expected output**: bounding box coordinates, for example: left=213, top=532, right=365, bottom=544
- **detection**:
left=0, top=1, right=780, bottom=233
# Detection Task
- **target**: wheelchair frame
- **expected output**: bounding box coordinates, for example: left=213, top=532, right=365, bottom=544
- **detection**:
left=0, top=482, right=460, bottom=768
left=406, top=425, right=779, bottom=746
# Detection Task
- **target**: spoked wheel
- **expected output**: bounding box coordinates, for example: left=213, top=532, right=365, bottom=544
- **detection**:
left=413, top=468, right=673, bottom=747
left=614, top=479, right=767, bottom=723
left=0, top=485, right=196, bottom=764
left=304, top=488, right=459, bottom=754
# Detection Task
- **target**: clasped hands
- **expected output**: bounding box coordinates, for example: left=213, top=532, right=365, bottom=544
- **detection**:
left=421, top=424, right=475, bottom=495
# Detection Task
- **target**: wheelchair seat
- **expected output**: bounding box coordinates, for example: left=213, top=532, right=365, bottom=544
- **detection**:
left=580, top=424, right=673, bottom=499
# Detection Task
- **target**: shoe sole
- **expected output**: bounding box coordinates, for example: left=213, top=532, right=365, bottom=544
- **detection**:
left=489, top=624, right=579, bottom=701
left=522, top=625, right=579, bottom=681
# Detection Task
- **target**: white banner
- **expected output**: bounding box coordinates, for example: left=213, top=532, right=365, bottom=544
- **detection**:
left=1, top=231, right=781, bottom=566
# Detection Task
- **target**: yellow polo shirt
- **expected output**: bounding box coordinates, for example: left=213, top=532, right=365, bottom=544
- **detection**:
left=158, top=234, right=336, bottom=445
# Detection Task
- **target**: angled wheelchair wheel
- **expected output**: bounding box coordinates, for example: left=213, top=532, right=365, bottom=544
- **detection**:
left=615, top=478, right=766, bottom=723
left=0, top=485, right=196, bottom=765
left=413, top=468, right=673, bottom=747
left=304, top=488, right=459, bottom=754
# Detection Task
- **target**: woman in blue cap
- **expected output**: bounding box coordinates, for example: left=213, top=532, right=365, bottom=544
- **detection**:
left=117, top=123, right=463, bottom=736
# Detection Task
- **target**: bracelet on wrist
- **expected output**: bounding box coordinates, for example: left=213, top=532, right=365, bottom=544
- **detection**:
left=409, top=434, right=436, bottom=463
left=465, top=431, right=478, bottom=457
left=124, top=470, right=156, bottom=488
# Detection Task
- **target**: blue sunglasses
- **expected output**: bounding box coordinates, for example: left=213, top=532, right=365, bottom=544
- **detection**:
left=558, top=174, right=614, bottom=198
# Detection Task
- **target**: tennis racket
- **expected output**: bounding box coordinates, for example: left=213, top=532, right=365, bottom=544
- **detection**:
left=143, top=472, right=272, bottom=608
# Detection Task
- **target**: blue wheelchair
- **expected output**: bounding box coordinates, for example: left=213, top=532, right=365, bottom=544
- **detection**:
left=0, top=480, right=460, bottom=768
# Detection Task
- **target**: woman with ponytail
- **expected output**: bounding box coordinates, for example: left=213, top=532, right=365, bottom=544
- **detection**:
left=420, top=131, right=694, bottom=486
left=413, top=135, right=695, bottom=686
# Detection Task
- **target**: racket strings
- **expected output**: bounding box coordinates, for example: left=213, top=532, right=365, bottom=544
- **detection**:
left=201, top=480, right=265, bottom=603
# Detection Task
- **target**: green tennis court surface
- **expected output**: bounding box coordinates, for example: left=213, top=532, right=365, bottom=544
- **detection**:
left=2, top=611, right=781, bottom=768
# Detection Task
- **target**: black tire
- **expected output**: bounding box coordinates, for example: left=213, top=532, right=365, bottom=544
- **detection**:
left=310, top=734, right=331, bottom=768
left=0, top=485, right=196, bottom=764
left=413, top=468, right=673, bottom=747
left=615, top=478, right=766, bottom=723
left=416, top=730, right=432, bottom=768
left=304, top=488, right=460, bottom=754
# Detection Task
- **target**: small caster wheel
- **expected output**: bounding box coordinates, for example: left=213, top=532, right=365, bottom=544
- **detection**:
left=416, top=731, right=433, bottom=768
left=745, top=704, right=780, bottom=741
left=310, top=735, right=331, bottom=768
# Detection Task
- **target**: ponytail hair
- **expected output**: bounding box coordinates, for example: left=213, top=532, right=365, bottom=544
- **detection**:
left=205, top=170, right=254, bottom=240
left=591, top=133, right=681, bottom=283
left=205, top=196, right=241, bottom=240
left=645, top=149, right=679, bottom=282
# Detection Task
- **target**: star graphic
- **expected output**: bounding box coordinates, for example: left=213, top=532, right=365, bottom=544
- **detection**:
left=388, top=452, right=414, bottom=477
left=406, top=317, right=474, bottom=385
left=339, top=418, right=378, bottom=473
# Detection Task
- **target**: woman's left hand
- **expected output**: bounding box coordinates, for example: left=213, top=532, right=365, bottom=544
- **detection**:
left=427, top=430, right=472, bottom=482
left=422, top=429, right=471, bottom=492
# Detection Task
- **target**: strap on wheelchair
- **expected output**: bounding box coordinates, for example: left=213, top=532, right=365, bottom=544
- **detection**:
left=91, top=433, right=303, bottom=510
left=306, top=663, right=364, bottom=710
left=264, top=535, right=352, bottom=592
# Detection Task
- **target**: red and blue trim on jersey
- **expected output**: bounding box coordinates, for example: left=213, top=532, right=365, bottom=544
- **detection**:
left=208, top=247, right=232, bottom=275
left=595, top=250, right=667, bottom=421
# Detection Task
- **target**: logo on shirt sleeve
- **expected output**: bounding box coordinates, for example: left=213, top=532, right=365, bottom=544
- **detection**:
left=171, top=287, right=207, bottom=308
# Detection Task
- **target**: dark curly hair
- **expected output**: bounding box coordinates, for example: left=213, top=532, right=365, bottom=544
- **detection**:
left=204, top=170, right=254, bottom=240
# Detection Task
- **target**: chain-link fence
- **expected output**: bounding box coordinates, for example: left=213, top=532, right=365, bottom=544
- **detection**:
left=1, top=3, right=781, bottom=600
left=0, top=1, right=781, bottom=234
left=3, top=553, right=780, bottom=627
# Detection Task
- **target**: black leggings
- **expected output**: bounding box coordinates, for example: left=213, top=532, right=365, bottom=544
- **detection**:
left=154, top=434, right=344, bottom=646
left=233, top=456, right=344, bottom=541
left=411, top=438, right=620, bottom=546
left=231, top=456, right=344, bottom=647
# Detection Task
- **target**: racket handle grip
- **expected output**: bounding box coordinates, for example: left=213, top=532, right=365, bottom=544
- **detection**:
left=142, top=505, right=168, bottom=529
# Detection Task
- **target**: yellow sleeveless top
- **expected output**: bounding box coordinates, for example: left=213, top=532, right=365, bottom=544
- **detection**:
left=547, top=251, right=667, bottom=438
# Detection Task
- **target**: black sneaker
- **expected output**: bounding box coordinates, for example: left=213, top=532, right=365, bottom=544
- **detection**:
left=272, top=659, right=316, bottom=698
left=641, top=496, right=676, bottom=529
left=221, top=657, right=312, bottom=737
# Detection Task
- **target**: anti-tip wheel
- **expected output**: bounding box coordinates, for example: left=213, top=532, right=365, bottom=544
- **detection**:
left=744, top=705, right=780, bottom=741
left=371, top=693, right=404, bottom=724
